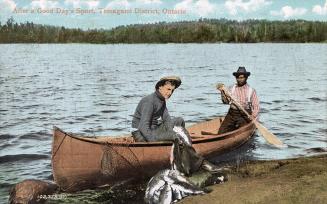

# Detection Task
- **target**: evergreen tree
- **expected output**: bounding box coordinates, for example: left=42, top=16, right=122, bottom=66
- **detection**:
left=0, top=18, right=326, bottom=43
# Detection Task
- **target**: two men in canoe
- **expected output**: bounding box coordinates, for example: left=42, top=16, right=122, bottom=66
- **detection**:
left=131, top=66, right=260, bottom=173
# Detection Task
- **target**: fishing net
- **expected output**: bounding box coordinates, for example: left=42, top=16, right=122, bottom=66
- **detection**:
left=100, top=143, right=143, bottom=177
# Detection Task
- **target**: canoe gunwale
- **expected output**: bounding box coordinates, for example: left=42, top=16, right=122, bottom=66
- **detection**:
left=52, top=119, right=255, bottom=147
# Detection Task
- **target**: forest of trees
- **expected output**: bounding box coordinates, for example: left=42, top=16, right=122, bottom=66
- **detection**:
left=0, top=17, right=326, bottom=43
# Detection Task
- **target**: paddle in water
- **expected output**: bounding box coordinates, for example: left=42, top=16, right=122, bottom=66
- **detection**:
left=219, top=84, right=284, bottom=148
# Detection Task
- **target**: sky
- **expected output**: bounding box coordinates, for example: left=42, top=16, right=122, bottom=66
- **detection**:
left=0, top=0, right=326, bottom=29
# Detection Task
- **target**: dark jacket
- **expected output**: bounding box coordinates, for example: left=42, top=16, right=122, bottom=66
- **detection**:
left=132, top=90, right=172, bottom=141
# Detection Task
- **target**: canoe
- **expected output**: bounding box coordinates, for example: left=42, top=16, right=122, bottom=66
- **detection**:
left=51, top=117, right=256, bottom=192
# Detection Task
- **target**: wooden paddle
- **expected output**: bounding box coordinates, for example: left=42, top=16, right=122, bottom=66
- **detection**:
left=219, top=85, right=284, bottom=147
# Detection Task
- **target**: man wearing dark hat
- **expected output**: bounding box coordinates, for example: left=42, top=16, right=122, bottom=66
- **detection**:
left=132, top=76, right=221, bottom=173
left=216, top=67, right=260, bottom=134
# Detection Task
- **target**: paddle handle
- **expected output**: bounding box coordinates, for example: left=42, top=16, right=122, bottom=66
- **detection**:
left=219, top=85, right=284, bottom=147
left=220, top=86, right=253, bottom=120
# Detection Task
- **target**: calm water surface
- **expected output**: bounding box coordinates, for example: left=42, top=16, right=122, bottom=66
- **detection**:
left=0, top=44, right=326, bottom=202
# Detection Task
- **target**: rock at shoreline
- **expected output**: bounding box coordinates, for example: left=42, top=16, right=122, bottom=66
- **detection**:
left=9, top=179, right=58, bottom=204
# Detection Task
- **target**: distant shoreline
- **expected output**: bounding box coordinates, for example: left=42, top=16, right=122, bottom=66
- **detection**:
left=0, top=42, right=326, bottom=44
left=1, top=18, right=326, bottom=43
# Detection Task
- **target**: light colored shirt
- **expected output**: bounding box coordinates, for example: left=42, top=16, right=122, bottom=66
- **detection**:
left=222, top=83, right=260, bottom=118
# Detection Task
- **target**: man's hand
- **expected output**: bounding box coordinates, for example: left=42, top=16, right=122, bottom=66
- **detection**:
left=246, top=115, right=254, bottom=122
left=216, top=83, right=230, bottom=103
left=216, top=83, right=225, bottom=91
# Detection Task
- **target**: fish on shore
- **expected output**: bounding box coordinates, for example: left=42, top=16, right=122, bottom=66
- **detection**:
left=172, top=126, right=192, bottom=146
left=145, top=126, right=227, bottom=204
left=144, top=169, right=207, bottom=204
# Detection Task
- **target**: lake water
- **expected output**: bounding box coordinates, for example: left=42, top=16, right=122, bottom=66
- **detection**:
left=0, top=43, right=326, bottom=202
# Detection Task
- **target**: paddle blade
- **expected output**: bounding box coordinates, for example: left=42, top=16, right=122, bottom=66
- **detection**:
left=254, top=121, right=284, bottom=147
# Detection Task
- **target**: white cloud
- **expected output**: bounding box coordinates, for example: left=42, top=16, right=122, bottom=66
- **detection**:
left=31, top=0, right=59, bottom=9
left=86, top=1, right=100, bottom=8
left=174, top=0, right=192, bottom=10
left=106, top=0, right=130, bottom=9
left=136, top=0, right=162, bottom=4
left=105, top=0, right=162, bottom=10
left=271, top=6, right=307, bottom=19
left=174, top=0, right=215, bottom=17
left=195, top=0, right=215, bottom=15
left=225, top=0, right=272, bottom=15
left=312, top=0, right=327, bottom=15
left=0, top=0, right=16, bottom=11
left=64, top=0, right=100, bottom=9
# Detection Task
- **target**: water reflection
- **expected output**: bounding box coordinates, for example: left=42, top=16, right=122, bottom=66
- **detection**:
left=0, top=43, right=326, bottom=201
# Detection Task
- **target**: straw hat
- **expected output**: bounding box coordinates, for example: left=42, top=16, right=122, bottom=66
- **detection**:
left=155, top=76, right=182, bottom=89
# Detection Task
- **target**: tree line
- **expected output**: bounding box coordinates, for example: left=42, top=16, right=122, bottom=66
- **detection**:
left=0, top=17, right=326, bottom=43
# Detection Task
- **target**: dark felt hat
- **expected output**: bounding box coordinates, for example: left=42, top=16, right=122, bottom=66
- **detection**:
left=233, top=66, right=251, bottom=77
left=155, top=76, right=182, bottom=90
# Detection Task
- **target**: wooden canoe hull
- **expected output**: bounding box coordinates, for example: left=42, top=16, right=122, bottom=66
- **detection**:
left=51, top=117, right=256, bottom=191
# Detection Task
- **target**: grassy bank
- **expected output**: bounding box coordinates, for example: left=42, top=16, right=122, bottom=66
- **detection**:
left=182, top=154, right=327, bottom=204
left=47, top=154, right=327, bottom=204
left=46, top=154, right=327, bottom=203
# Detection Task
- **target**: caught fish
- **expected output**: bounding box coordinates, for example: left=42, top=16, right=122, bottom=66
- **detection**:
left=173, top=126, right=192, bottom=146
left=144, top=169, right=206, bottom=204
left=170, top=137, right=203, bottom=176
left=158, top=183, right=172, bottom=204
left=145, top=126, right=227, bottom=204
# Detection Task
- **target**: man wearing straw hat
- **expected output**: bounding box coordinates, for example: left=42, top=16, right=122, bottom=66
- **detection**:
left=216, top=67, right=260, bottom=134
left=132, top=76, right=185, bottom=142
left=132, top=76, right=221, bottom=173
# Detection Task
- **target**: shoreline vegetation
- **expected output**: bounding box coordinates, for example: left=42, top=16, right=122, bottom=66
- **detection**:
left=181, top=154, right=327, bottom=204
left=45, top=154, right=327, bottom=204
left=0, top=18, right=326, bottom=44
